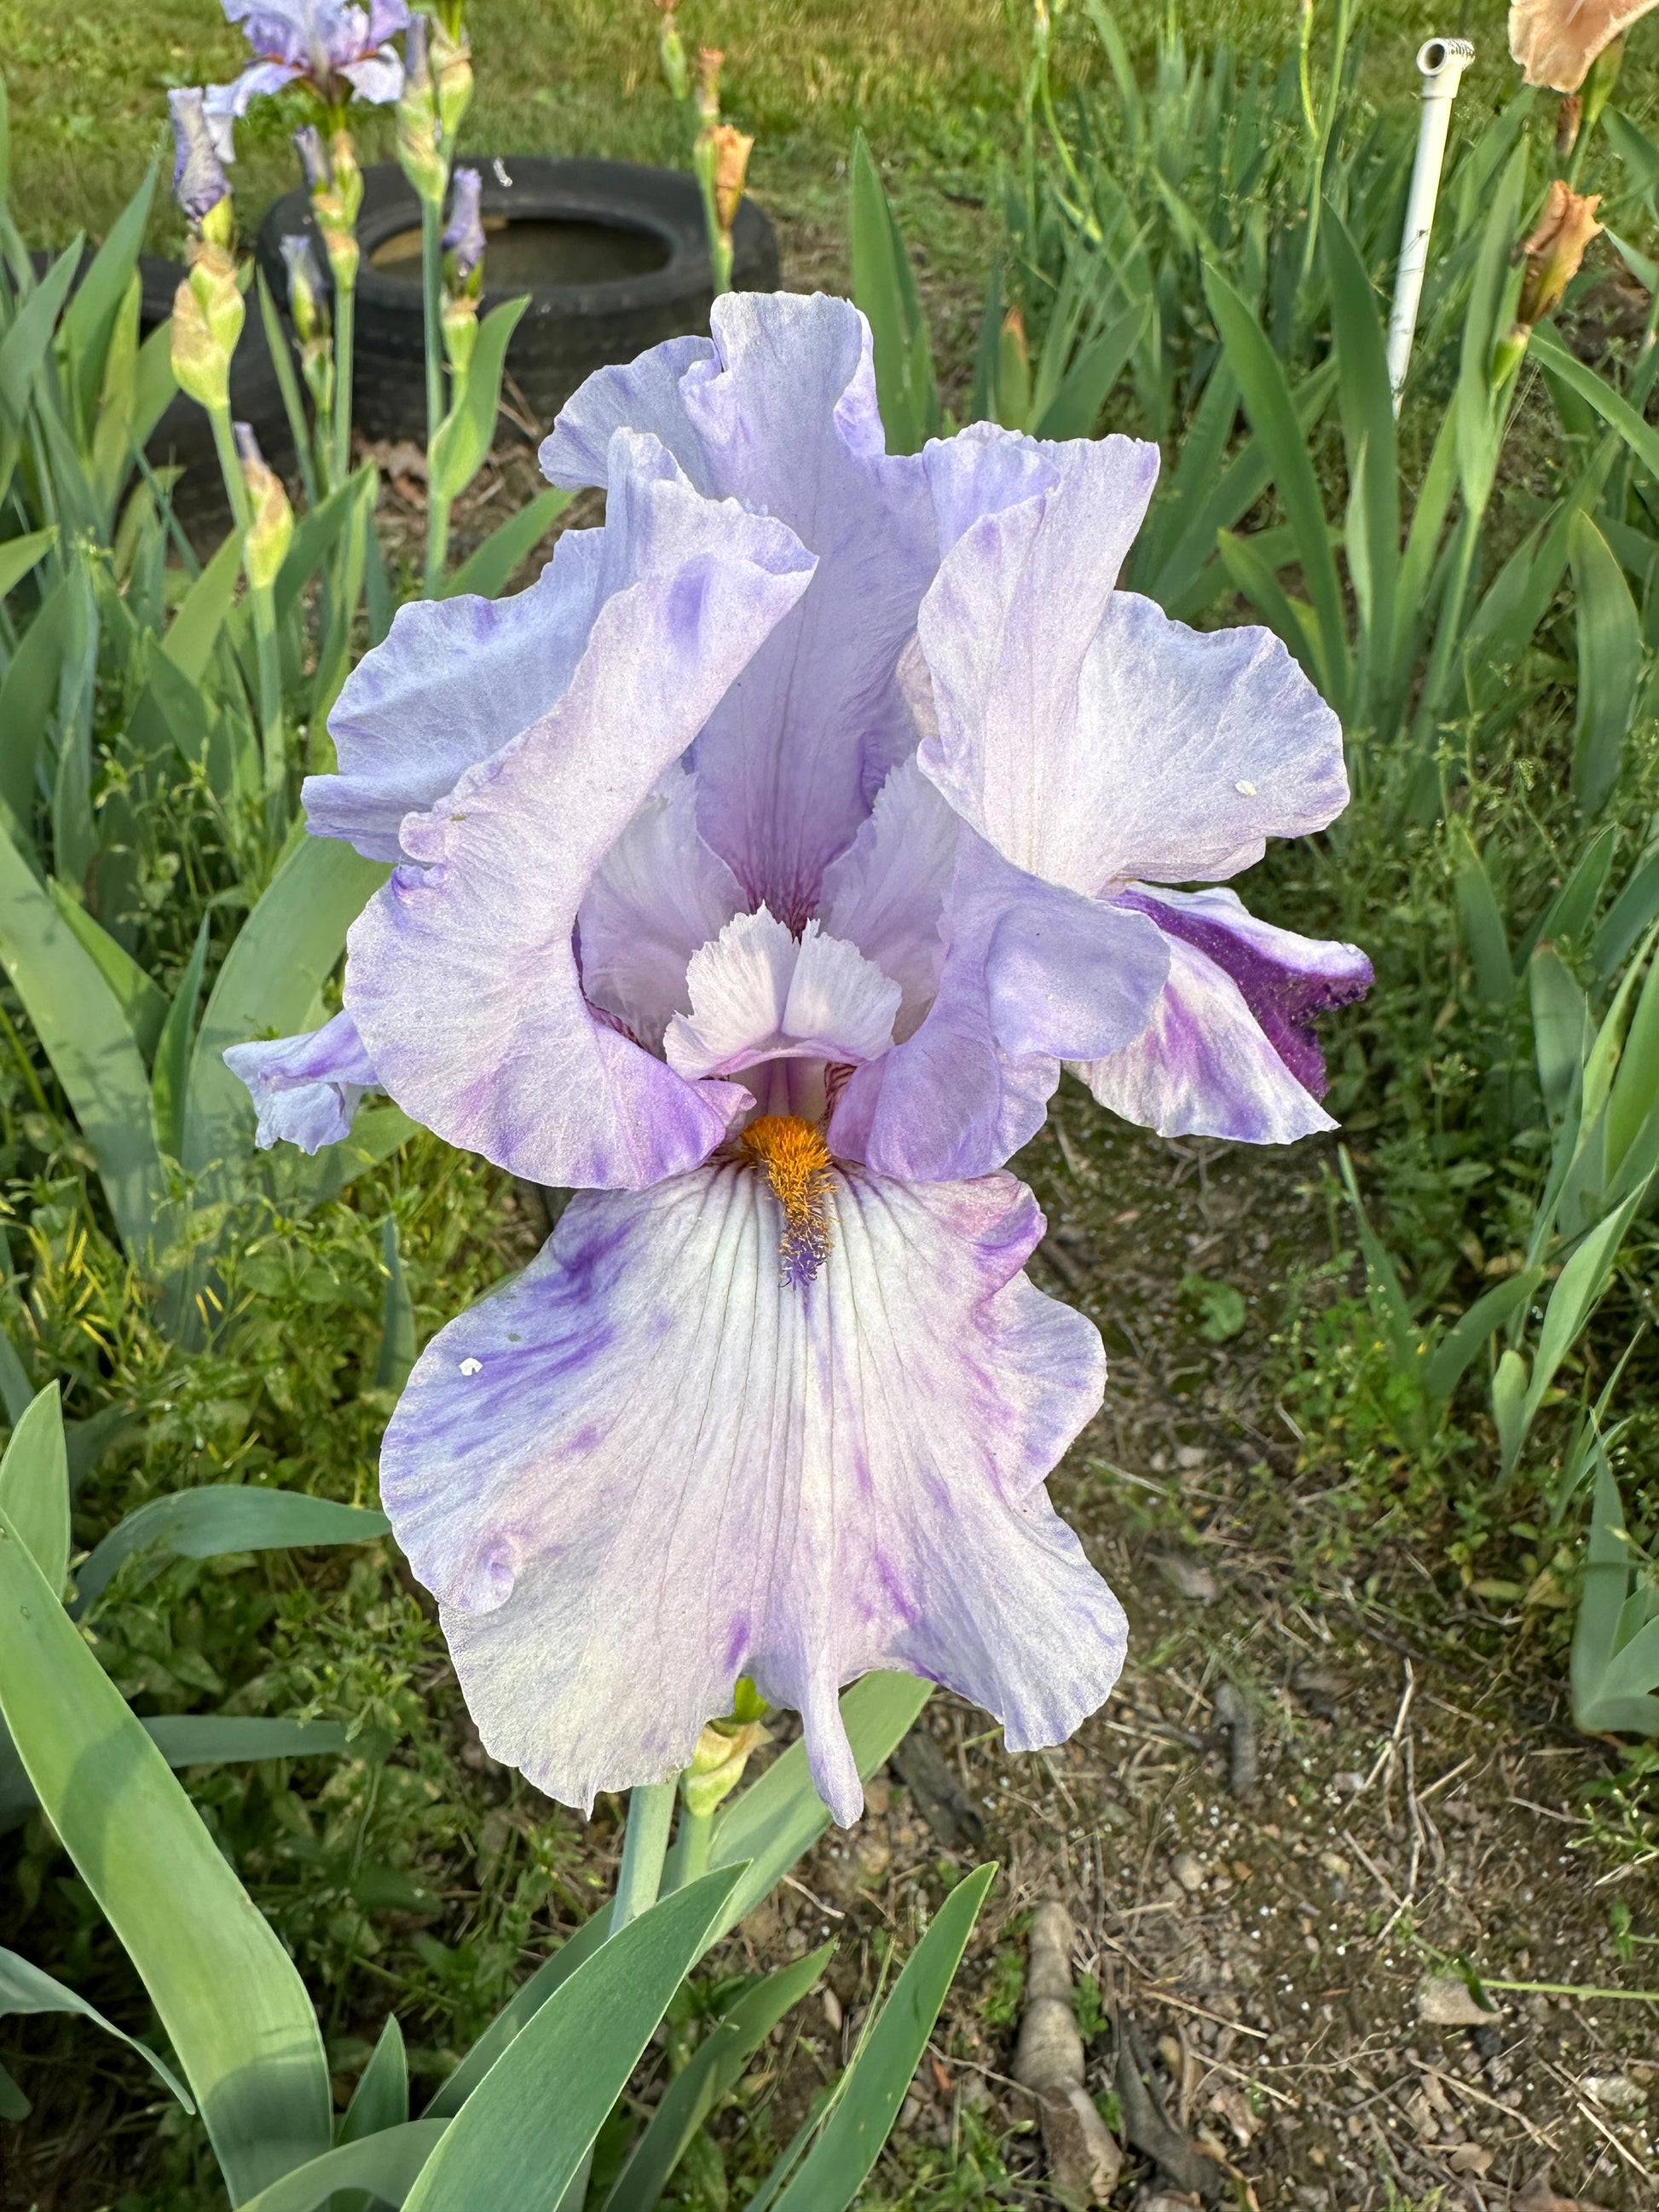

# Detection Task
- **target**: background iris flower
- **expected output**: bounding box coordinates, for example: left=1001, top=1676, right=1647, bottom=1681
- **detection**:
left=205, top=0, right=410, bottom=124
left=229, top=292, right=1368, bottom=1825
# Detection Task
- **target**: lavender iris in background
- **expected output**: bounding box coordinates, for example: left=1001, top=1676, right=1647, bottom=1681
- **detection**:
left=205, top=0, right=410, bottom=123
left=228, top=292, right=1369, bottom=1825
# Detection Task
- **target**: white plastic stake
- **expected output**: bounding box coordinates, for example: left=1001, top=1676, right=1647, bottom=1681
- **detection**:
left=1385, top=37, right=1476, bottom=414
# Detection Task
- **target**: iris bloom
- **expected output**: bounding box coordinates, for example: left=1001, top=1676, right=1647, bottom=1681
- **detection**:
left=168, top=88, right=234, bottom=223
left=228, top=294, right=1367, bottom=1823
left=205, top=0, right=409, bottom=124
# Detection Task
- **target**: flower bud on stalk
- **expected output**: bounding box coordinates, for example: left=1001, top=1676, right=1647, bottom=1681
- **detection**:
left=281, top=234, right=335, bottom=417
left=656, top=0, right=690, bottom=104
left=168, top=90, right=245, bottom=414
left=1491, top=179, right=1603, bottom=386
left=396, top=14, right=447, bottom=205
left=234, top=423, right=295, bottom=591
left=681, top=1712, right=772, bottom=1820
left=441, top=165, right=486, bottom=383
left=431, top=13, right=474, bottom=147
left=298, top=124, right=363, bottom=289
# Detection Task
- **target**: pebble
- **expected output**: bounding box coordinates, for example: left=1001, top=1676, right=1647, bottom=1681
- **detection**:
left=1171, top=1851, right=1205, bottom=1893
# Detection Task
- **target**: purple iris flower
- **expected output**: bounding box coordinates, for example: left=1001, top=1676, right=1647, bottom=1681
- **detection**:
left=228, top=294, right=1367, bottom=1824
left=169, top=88, right=234, bottom=223
left=205, top=0, right=409, bottom=124
left=442, top=165, right=485, bottom=285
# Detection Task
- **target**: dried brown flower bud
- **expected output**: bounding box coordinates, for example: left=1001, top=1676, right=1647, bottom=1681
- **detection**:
left=1517, top=178, right=1604, bottom=328
left=1509, top=0, right=1655, bottom=92
left=709, top=122, right=754, bottom=234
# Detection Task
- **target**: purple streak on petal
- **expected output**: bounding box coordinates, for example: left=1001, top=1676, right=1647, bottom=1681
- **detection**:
left=222, top=1010, right=377, bottom=1152
left=830, top=833, right=1167, bottom=1180
left=169, top=89, right=231, bottom=223
left=1121, top=885, right=1371, bottom=1098
left=342, top=434, right=816, bottom=1189
left=546, top=296, right=936, bottom=928
left=308, top=530, right=613, bottom=859
left=379, top=1160, right=1123, bottom=1826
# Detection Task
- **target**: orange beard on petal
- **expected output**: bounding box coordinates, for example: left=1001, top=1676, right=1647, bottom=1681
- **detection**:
left=739, top=1113, right=835, bottom=1289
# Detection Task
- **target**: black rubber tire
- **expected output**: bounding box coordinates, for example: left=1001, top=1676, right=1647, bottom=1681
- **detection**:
left=256, top=156, right=781, bottom=444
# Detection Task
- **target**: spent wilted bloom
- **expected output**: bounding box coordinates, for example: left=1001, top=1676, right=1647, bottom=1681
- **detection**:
left=1492, top=179, right=1604, bottom=383
left=1509, top=0, right=1656, bottom=90
left=442, top=164, right=485, bottom=288
left=708, top=121, right=754, bottom=235
left=205, top=0, right=411, bottom=127
left=228, top=295, right=1367, bottom=1822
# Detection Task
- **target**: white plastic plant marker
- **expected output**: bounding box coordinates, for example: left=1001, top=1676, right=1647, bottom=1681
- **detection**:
left=1385, top=37, right=1477, bottom=414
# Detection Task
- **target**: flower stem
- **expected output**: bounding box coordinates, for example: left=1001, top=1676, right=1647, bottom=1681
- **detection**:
left=660, top=1803, right=713, bottom=1896
left=609, top=1780, right=677, bottom=1933
left=208, top=403, right=283, bottom=794
left=421, top=193, right=446, bottom=448
left=332, top=273, right=356, bottom=490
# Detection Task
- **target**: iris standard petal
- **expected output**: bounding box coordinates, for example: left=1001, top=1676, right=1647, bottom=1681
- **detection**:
left=546, top=294, right=936, bottom=927
left=1065, top=596, right=1349, bottom=891
left=309, top=532, right=611, bottom=861
left=379, top=1160, right=1122, bottom=1825
left=343, top=443, right=816, bottom=1190
left=1079, top=887, right=1372, bottom=1143
left=662, top=910, right=901, bottom=1080
left=916, top=423, right=1160, bottom=881
left=818, top=753, right=958, bottom=1042
left=339, top=49, right=404, bottom=102
left=831, top=838, right=1169, bottom=1181
left=575, top=763, right=746, bottom=1052
left=223, top=1010, right=377, bottom=1153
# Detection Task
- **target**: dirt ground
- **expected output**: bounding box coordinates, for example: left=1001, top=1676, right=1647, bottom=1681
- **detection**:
left=682, top=1083, right=1659, bottom=2212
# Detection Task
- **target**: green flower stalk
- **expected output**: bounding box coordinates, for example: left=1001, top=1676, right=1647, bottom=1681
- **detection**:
left=425, top=165, right=485, bottom=592
left=400, top=9, right=475, bottom=471
left=280, top=233, right=335, bottom=452
left=691, top=49, right=752, bottom=297
left=298, top=124, right=363, bottom=488
left=656, top=0, right=690, bottom=102
left=169, top=90, right=286, bottom=803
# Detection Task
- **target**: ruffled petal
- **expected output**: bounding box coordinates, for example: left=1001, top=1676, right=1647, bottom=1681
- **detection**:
left=915, top=424, right=1159, bottom=881
left=339, top=49, right=403, bottom=101
left=540, top=336, right=718, bottom=494
left=1079, top=887, right=1370, bottom=1143
left=222, top=1010, right=376, bottom=1153
left=663, top=911, right=901, bottom=1080
left=575, top=763, right=745, bottom=1052
left=203, top=60, right=303, bottom=116
left=1065, top=596, right=1349, bottom=889
left=831, top=837, right=1168, bottom=1180
left=818, top=753, right=957, bottom=1042
left=380, top=1161, right=1123, bottom=1824
left=308, top=524, right=610, bottom=861
left=342, top=441, right=815, bottom=1189
left=546, top=295, right=937, bottom=927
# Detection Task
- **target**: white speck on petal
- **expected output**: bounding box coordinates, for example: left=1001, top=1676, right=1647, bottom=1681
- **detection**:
left=1235, top=779, right=1257, bottom=796
left=460, top=1357, right=483, bottom=1376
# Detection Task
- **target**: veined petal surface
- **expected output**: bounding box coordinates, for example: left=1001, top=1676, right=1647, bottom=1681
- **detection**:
left=1079, top=886, right=1372, bottom=1143
left=222, top=1010, right=376, bottom=1153
left=380, top=1162, right=1122, bottom=1825
left=546, top=293, right=937, bottom=925
left=342, top=443, right=815, bottom=1189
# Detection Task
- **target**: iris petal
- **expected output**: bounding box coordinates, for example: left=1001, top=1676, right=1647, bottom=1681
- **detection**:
left=341, top=436, right=815, bottom=1188
left=223, top=1010, right=377, bottom=1153
left=1079, top=887, right=1372, bottom=1143
left=380, top=1161, right=1124, bottom=1825
left=546, top=294, right=936, bottom=926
